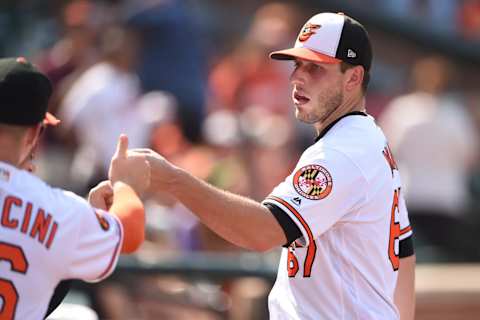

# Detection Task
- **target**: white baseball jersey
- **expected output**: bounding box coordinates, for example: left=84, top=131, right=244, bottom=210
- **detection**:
left=0, top=161, right=123, bottom=320
left=263, top=112, right=413, bottom=319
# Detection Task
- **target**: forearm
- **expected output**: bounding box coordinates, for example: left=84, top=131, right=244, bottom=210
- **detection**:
left=162, top=168, right=286, bottom=252
left=394, top=255, right=416, bottom=320
left=110, top=181, right=145, bottom=253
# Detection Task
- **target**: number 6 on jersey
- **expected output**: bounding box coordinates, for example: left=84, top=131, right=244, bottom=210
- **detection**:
left=0, top=242, right=29, bottom=320
left=388, top=188, right=401, bottom=271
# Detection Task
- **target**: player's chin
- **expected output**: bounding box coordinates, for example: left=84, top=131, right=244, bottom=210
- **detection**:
left=295, top=109, right=319, bottom=125
left=294, top=103, right=305, bottom=114
left=294, top=106, right=309, bottom=121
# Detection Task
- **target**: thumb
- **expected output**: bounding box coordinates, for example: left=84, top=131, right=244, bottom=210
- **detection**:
left=114, top=134, right=129, bottom=158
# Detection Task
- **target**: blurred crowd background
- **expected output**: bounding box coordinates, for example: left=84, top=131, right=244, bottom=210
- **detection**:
left=2, top=0, right=480, bottom=319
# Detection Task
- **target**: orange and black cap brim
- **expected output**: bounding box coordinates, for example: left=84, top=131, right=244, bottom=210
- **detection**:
left=270, top=47, right=342, bottom=64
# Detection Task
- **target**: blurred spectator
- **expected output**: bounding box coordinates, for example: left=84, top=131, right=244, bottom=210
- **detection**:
left=238, top=107, right=298, bottom=200
left=126, top=0, right=207, bottom=142
left=207, top=1, right=310, bottom=179
left=31, top=1, right=108, bottom=191
left=380, top=0, right=457, bottom=33
left=458, top=0, right=480, bottom=39
left=379, top=56, right=479, bottom=260
left=208, top=2, right=301, bottom=116
left=35, top=0, right=103, bottom=116
left=59, top=25, right=148, bottom=191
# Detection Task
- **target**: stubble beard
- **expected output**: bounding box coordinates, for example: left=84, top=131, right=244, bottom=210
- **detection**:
left=295, top=85, right=343, bottom=125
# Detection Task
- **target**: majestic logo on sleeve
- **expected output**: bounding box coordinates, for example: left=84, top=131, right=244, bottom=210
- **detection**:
left=291, top=197, right=302, bottom=206
left=298, top=23, right=321, bottom=42
left=293, top=165, right=333, bottom=200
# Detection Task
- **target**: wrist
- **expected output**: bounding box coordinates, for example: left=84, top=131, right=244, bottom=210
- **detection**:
left=112, top=180, right=128, bottom=191
left=164, top=166, right=187, bottom=196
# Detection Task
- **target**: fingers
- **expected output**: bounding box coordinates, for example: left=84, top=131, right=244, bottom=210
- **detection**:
left=109, top=140, right=156, bottom=195
left=114, top=134, right=129, bottom=159
left=143, top=158, right=151, bottom=190
left=128, top=148, right=164, bottom=162
left=88, top=180, right=114, bottom=210
left=128, top=148, right=154, bottom=155
left=90, top=181, right=113, bottom=197
left=97, top=180, right=113, bottom=192
left=129, top=148, right=151, bottom=152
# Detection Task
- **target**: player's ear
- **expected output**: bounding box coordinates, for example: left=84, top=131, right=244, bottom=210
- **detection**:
left=344, top=66, right=364, bottom=92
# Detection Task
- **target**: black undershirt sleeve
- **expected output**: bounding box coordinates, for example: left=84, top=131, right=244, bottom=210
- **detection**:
left=44, top=280, right=72, bottom=319
left=264, top=203, right=302, bottom=246
left=399, top=236, right=415, bottom=258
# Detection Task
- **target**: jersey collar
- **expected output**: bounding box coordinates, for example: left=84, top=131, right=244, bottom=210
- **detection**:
left=314, top=111, right=367, bottom=142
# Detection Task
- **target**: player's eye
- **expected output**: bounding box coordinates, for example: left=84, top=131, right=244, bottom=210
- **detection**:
left=307, top=63, right=319, bottom=72
left=293, top=60, right=301, bottom=69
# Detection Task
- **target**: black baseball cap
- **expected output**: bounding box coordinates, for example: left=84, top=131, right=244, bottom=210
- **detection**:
left=0, top=57, right=59, bottom=126
left=270, top=12, right=372, bottom=72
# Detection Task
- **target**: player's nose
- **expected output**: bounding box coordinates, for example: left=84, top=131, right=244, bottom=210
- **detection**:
left=290, top=68, right=306, bottom=86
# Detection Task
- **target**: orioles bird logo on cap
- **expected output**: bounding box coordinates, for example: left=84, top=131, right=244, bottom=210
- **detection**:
left=298, top=23, right=321, bottom=42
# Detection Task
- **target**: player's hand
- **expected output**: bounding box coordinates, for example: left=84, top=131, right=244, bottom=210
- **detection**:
left=88, top=180, right=114, bottom=210
left=128, top=148, right=180, bottom=193
left=108, top=134, right=151, bottom=196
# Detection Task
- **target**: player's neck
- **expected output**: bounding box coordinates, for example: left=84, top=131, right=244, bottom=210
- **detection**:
left=313, top=94, right=366, bottom=135
left=0, top=139, right=22, bottom=168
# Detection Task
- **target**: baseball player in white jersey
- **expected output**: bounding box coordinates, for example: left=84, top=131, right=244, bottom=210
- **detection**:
left=123, top=12, right=415, bottom=320
left=0, top=57, right=149, bottom=320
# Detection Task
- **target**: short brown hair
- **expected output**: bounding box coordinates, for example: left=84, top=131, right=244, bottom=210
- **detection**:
left=340, top=61, right=370, bottom=93
left=0, top=123, right=31, bottom=139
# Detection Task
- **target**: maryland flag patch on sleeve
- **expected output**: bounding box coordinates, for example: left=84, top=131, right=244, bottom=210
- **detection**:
left=293, top=164, right=333, bottom=200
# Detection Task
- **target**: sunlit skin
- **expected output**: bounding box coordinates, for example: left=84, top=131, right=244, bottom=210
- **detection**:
left=0, top=123, right=43, bottom=173
left=290, top=58, right=365, bottom=134
left=291, top=60, right=343, bottom=122
left=18, top=124, right=43, bottom=173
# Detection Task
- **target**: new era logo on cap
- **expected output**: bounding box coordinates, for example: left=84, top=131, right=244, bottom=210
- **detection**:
left=270, top=12, right=372, bottom=72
